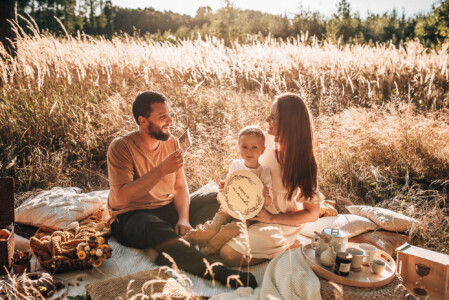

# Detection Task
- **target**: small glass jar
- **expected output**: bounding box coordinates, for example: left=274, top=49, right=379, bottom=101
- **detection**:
left=334, top=252, right=352, bottom=276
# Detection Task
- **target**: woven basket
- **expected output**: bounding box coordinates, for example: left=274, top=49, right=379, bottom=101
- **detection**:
left=0, top=178, right=15, bottom=275
left=86, top=268, right=202, bottom=300
left=31, top=226, right=111, bottom=274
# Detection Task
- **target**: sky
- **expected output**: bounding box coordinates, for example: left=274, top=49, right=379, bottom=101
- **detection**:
left=110, top=0, right=438, bottom=18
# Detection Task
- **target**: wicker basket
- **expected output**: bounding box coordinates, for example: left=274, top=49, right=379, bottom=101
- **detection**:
left=31, top=225, right=111, bottom=274
left=0, top=178, right=15, bottom=275
left=31, top=226, right=91, bottom=274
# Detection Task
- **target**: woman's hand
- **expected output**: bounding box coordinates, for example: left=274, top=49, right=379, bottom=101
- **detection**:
left=250, top=208, right=273, bottom=223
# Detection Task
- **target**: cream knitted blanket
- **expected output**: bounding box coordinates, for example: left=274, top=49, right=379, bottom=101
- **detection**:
left=211, top=247, right=322, bottom=300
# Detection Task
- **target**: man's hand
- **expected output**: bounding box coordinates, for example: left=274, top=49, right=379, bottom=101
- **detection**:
left=250, top=208, right=273, bottom=223
left=159, top=149, right=183, bottom=175
left=263, top=186, right=273, bottom=207
left=175, top=219, right=193, bottom=236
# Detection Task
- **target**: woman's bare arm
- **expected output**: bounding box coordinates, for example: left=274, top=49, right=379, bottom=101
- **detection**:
left=250, top=202, right=320, bottom=226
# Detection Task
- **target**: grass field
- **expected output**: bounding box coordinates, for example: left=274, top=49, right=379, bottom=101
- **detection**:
left=1, top=21, right=448, bottom=254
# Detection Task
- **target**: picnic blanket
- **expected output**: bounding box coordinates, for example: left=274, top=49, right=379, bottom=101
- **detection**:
left=22, top=236, right=268, bottom=298
left=14, top=233, right=313, bottom=298
left=210, top=247, right=321, bottom=300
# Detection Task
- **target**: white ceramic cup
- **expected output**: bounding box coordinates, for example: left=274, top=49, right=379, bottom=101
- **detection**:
left=370, top=259, right=386, bottom=274
left=359, top=243, right=377, bottom=264
left=346, top=247, right=368, bottom=269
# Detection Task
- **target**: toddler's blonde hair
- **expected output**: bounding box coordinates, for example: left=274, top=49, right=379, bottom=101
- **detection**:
left=238, top=125, right=265, bottom=144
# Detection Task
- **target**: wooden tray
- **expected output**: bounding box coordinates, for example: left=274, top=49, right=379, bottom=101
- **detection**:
left=302, top=242, right=396, bottom=287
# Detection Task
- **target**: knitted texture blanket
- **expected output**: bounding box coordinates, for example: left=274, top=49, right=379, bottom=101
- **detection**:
left=211, top=247, right=322, bottom=300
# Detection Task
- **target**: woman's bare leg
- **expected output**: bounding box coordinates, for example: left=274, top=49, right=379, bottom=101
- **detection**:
left=220, top=244, right=267, bottom=267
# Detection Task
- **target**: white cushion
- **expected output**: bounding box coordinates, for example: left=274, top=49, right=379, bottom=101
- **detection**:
left=346, top=205, right=417, bottom=232
left=300, top=214, right=378, bottom=238
left=15, top=187, right=109, bottom=229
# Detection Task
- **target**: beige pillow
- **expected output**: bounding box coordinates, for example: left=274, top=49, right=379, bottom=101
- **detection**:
left=349, top=231, right=409, bottom=256
left=299, top=214, right=378, bottom=238
left=319, top=200, right=338, bottom=217
left=346, top=205, right=417, bottom=232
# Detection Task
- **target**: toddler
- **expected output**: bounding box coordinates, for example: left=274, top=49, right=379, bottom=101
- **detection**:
left=185, top=125, right=274, bottom=255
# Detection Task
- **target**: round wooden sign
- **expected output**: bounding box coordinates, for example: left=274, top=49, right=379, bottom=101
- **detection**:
left=221, top=170, right=264, bottom=220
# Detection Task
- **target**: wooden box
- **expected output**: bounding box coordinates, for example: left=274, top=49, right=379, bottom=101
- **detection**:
left=0, top=177, right=15, bottom=275
left=396, top=243, right=449, bottom=300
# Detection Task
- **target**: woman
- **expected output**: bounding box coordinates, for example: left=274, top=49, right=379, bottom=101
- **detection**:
left=219, top=93, right=323, bottom=266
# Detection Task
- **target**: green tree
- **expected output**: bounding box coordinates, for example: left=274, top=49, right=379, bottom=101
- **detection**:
left=62, top=0, right=83, bottom=33
left=83, top=0, right=99, bottom=34
left=330, top=0, right=362, bottom=43
left=212, top=0, right=243, bottom=45
left=0, top=0, right=17, bottom=58
left=416, top=0, right=449, bottom=47
left=17, top=0, right=83, bottom=35
left=292, top=9, right=326, bottom=39
left=192, top=6, right=212, bottom=29
left=103, top=0, right=114, bottom=36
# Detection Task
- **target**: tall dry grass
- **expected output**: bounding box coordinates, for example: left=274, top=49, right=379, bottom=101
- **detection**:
left=2, top=19, right=449, bottom=111
left=0, top=20, right=448, bottom=254
left=316, top=103, right=449, bottom=253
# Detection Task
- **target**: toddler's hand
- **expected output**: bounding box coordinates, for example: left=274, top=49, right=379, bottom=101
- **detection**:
left=217, top=192, right=223, bottom=204
left=263, top=186, right=273, bottom=207
left=218, top=181, right=225, bottom=192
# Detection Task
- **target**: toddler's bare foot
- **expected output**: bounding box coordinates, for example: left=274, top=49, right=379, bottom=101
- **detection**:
left=183, top=227, right=204, bottom=245
left=184, top=226, right=218, bottom=247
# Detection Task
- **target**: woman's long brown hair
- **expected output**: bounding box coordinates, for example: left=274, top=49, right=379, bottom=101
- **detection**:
left=274, top=93, right=317, bottom=200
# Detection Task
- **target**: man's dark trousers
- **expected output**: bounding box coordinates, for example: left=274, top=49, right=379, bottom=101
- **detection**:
left=111, top=191, right=221, bottom=277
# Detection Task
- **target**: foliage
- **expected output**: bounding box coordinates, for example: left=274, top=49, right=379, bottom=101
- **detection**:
left=415, top=0, right=449, bottom=47
left=12, top=0, right=449, bottom=47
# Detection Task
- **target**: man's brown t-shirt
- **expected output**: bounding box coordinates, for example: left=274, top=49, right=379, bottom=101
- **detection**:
left=107, top=131, right=181, bottom=222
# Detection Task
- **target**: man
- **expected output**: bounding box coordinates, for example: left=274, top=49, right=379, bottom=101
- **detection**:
left=107, top=91, right=257, bottom=288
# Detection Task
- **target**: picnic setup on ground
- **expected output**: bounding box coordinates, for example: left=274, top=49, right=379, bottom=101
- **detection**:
left=1, top=174, right=448, bottom=300
left=2, top=0, right=449, bottom=296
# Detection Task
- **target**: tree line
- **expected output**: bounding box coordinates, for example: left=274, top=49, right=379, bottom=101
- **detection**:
left=13, top=0, right=449, bottom=47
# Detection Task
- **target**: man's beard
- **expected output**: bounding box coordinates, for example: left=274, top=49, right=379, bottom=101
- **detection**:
left=147, top=121, right=170, bottom=141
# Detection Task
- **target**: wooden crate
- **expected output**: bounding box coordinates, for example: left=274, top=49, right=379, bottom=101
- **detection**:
left=0, top=177, right=15, bottom=275
left=396, top=243, right=449, bottom=300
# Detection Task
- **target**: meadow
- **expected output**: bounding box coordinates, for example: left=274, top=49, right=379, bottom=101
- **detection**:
left=0, top=20, right=448, bottom=254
